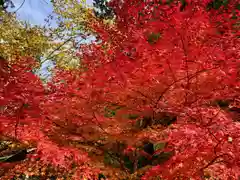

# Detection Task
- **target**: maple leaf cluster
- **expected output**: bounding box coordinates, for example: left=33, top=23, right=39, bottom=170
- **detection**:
left=1, top=0, right=240, bottom=179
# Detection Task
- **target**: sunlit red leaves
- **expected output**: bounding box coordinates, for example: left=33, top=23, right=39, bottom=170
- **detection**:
left=37, top=139, right=89, bottom=169
left=142, top=107, right=240, bottom=179
left=83, top=0, right=240, bottom=179
left=0, top=58, right=44, bottom=139
left=48, top=5, right=239, bottom=180
left=1, top=0, right=240, bottom=179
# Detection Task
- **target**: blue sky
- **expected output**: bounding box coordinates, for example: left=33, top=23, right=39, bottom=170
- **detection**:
left=8, top=0, right=55, bottom=26
left=9, top=0, right=93, bottom=26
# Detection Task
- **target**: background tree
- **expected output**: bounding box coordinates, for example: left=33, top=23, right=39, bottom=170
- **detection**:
left=41, top=0, right=94, bottom=69
left=46, top=0, right=117, bottom=69
left=0, top=9, right=50, bottom=63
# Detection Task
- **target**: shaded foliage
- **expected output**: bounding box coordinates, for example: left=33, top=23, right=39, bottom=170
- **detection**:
left=0, top=0, right=14, bottom=10
left=93, top=0, right=115, bottom=19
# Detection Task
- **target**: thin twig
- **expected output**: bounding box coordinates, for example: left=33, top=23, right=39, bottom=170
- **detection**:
left=13, top=0, right=25, bottom=13
left=154, top=67, right=218, bottom=109
left=41, top=36, right=75, bottom=64
left=14, top=103, right=24, bottom=138
left=41, top=0, right=48, bottom=4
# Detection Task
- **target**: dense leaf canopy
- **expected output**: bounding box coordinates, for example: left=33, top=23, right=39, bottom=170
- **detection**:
left=0, top=0, right=240, bottom=179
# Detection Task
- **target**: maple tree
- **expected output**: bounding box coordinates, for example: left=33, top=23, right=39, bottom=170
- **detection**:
left=1, top=0, right=240, bottom=179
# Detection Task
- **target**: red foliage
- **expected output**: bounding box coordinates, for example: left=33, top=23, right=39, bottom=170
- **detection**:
left=1, top=0, right=240, bottom=179
left=0, top=57, right=44, bottom=138
left=0, top=58, right=89, bottom=177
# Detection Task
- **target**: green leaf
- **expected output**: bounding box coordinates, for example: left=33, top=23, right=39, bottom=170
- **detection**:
left=104, top=109, right=116, bottom=117
left=236, top=3, right=240, bottom=10
left=147, top=32, right=161, bottom=44
left=103, top=152, right=120, bottom=168
left=23, top=103, right=30, bottom=108
left=138, top=12, right=144, bottom=16
left=128, top=114, right=139, bottom=120
left=137, top=155, right=151, bottom=169
left=166, top=0, right=174, bottom=5
left=207, top=0, right=229, bottom=10
left=98, top=173, right=106, bottom=179
left=104, top=105, right=123, bottom=118
left=58, top=52, right=65, bottom=57
left=0, top=154, right=14, bottom=162
left=152, top=151, right=174, bottom=165
left=154, top=142, right=166, bottom=151
left=123, top=155, right=134, bottom=173
left=214, top=99, right=230, bottom=108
